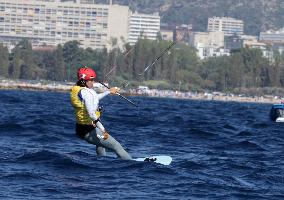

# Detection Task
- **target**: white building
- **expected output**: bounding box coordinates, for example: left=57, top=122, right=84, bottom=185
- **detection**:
left=190, top=31, right=228, bottom=59
left=196, top=43, right=230, bottom=59
left=190, top=31, right=224, bottom=48
left=208, top=17, right=244, bottom=36
left=0, top=0, right=129, bottom=50
left=128, top=11, right=160, bottom=45
left=259, top=28, right=284, bottom=44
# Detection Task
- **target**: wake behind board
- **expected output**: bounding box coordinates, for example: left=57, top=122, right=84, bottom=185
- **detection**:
left=133, top=155, right=172, bottom=166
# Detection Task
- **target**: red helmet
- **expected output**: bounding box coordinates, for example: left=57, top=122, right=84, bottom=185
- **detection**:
left=77, top=67, right=96, bottom=81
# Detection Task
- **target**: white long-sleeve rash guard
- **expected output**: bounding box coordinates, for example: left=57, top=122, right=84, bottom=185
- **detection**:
left=80, top=87, right=110, bottom=122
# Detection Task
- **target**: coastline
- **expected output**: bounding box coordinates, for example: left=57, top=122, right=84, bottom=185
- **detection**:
left=0, top=79, right=281, bottom=104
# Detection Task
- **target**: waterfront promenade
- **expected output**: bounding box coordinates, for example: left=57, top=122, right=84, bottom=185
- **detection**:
left=0, top=79, right=281, bottom=104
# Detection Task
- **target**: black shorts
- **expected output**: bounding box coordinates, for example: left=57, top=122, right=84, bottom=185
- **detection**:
left=76, top=123, right=95, bottom=139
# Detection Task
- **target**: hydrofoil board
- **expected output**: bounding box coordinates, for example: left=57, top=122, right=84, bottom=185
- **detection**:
left=133, top=155, right=172, bottom=165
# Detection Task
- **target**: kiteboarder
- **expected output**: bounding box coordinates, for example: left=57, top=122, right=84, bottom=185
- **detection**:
left=70, top=66, right=132, bottom=160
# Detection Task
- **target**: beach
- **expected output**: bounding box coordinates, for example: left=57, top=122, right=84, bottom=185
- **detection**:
left=0, top=78, right=281, bottom=104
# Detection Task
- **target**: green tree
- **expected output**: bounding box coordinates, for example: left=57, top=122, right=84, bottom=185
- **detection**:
left=240, top=47, right=268, bottom=87
left=0, top=44, right=9, bottom=78
left=228, top=52, right=245, bottom=88
left=131, top=39, right=152, bottom=80
left=18, top=39, right=36, bottom=79
left=94, top=48, right=108, bottom=80
left=279, top=52, right=284, bottom=87
left=166, top=43, right=178, bottom=83
left=63, top=40, right=82, bottom=81
left=267, top=50, right=281, bottom=87
left=168, top=43, right=200, bottom=89
left=11, top=46, right=22, bottom=79
left=54, top=45, right=65, bottom=81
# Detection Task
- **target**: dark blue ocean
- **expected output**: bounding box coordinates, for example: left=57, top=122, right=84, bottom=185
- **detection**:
left=0, top=89, right=284, bottom=200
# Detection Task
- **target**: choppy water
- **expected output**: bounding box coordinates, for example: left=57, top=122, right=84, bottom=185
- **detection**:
left=0, top=90, right=283, bottom=200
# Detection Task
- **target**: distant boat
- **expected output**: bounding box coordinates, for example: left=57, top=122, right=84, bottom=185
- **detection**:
left=270, top=104, right=284, bottom=122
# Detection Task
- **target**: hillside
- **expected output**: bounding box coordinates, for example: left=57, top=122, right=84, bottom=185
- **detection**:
left=109, top=0, right=284, bottom=36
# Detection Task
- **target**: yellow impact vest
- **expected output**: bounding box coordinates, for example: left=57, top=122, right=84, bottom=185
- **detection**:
left=70, top=85, right=93, bottom=125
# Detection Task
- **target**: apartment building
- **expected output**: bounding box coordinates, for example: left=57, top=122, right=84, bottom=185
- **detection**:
left=128, top=11, right=160, bottom=45
left=259, top=29, right=284, bottom=44
left=208, top=17, right=244, bottom=36
left=0, top=0, right=129, bottom=50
